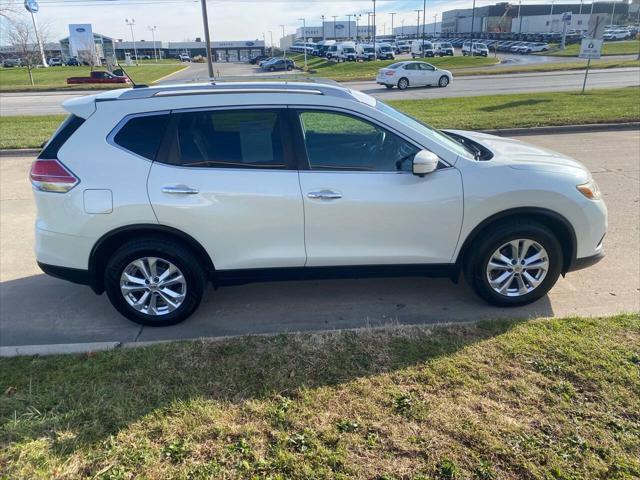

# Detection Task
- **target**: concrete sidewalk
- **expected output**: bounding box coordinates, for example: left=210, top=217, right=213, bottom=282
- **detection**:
left=1, top=130, right=638, bottom=354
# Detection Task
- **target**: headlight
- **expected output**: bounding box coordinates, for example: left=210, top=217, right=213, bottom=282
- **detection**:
left=577, top=179, right=601, bottom=200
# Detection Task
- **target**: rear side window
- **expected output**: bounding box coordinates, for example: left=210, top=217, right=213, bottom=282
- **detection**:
left=169, top=109, right=287, bottom=169
left=39, top=114, right=85, bottom=159
left=112, top=113, right=169, bottom=160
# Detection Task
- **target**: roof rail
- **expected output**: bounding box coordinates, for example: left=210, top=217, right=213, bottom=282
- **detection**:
left=115, top=79, right=354, bottom=101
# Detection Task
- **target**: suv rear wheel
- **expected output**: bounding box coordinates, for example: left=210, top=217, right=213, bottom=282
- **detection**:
left=104, top=238, right=206, bottom=326
left=465, top=222, right=563, bottom=306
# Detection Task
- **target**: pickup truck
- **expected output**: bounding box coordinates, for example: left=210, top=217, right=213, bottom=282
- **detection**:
left=66, top=70, right=130, bottom=84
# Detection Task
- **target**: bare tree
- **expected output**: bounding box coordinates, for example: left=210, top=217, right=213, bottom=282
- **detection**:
left=6, top=18, right=49, bottom=86
left=0, top=0, right=19, bottom=20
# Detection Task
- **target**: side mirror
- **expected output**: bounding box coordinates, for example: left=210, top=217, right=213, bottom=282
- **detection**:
left=412, top=150, right=439, bottom=177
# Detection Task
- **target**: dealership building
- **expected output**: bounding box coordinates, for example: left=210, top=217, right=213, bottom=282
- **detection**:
left=295, top=21, right=374, bottom=41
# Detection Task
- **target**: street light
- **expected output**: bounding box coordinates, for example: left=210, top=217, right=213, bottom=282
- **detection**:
left=347, top=14, right=352, bottom=39
left=321, top=15, right=325, bottom=40
left=299, top=18, right=307, bottom=69
left=355, top=14, right=360, bottom=42
left=332, top=15, right=338, bottom=39
left=470, top=0, right=476, bottom=44
left=390, top=12, right=396, bottom=38
left=415, top=10, right=421, bottom=40
left=280, top=24, right=286, bottom=59
left=125, top=19, right=139, bottom=65
left=147, top=25, right=158, bottom=62
left=198, top=0, right=214, bottom=78
left=372, top=0, right=376, bottom=59
left=549, top=0, right=555, bottom=33
left=269, top=30, right=273, bottom=56
left=422, top=0, right=427, bottom=51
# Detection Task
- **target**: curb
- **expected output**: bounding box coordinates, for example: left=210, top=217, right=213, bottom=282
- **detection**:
left=0, top=148, right=40, bottom=157
left=0, top=341, right=120, bottom=357
left=479, top=122, right=640, bottom=137
left=151, top=65, right=190, bottom=84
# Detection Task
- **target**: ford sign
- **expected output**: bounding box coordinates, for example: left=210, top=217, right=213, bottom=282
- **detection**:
left=76, top=27, right=86, bottom=32
left=335, top=24, right=344, bottom=30
left=24, top=0, right=39, bottom=13
left=245, top=42, right=255, bottom=46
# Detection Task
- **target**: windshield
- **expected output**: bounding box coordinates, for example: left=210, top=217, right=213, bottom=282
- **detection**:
left=375, top=101, right=475, bottom=160
left=344, top=48, right=355, bottom=53
left=476, top=43, right=488, bottom=49
left=364, top=47, right=374, bottom=53
left=380, top=46, right=392, bottom=52
left=441, top=43, right=452, bottom=48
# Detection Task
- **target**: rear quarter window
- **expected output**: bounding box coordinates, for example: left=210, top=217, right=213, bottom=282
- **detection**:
left=39, top=114, right=85, bottom=159
left=111, top=113, right=170, bottom=160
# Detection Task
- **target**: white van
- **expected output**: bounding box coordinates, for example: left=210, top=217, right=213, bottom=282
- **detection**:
left=376, top=43, right=395, bottom=60
left=337, top=42, right=357, bottom=62
left=411, top=40, right=435, bottom=58
left=356, top=44, right=376, bottom=61
left=462, top=41, right=489, bottom=57
left=325, top=44, right=339, bottom=60
left=434, top=42, right=454, bottom=56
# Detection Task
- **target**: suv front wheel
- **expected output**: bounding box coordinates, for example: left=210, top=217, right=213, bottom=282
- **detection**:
left=466, top=222, right=563, bottom=306
left=104, top=238, right=206, bottom=326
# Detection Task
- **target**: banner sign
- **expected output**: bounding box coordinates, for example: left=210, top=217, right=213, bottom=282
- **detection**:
left=68, top=24, right=95, bottom=57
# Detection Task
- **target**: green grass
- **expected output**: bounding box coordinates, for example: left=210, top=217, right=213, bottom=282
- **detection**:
left=387, top=86, right=640, bottom=130
left=3, top=87, right=638, bottom=150
left=0, top=64, right=186, bottom=91
left=288, top=53, right=500, bottom=81
left=541, top=39, right=640, bottom=57
left=454, top=58, right=640, bottom=76
left=1, top=313, right=638, bottom=479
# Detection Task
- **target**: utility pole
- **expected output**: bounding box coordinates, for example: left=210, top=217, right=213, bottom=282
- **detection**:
left=422, top=0, right=427, bottom=49
left=367, top=12, right=372, bottom=41
left=347, top=14, right=352, bottom=39
left=321, top=15, right=325, bottom=40
left=401, top=19, right=405, bottom=36
left=415, top=10, right=421, bottom=40
left=517, top=0, right=522, bottom=33
left=434, top=13, right=437, bottom=35
left=355, top=14, right=360, bottom=42
left=470, top=0, right=476, bottom=45
left=299, top=18, right=307, bottom=69
left=269, top=30, right=273, bottom=56
left=280, top=24, right=286, bottom=58
left=148, top=25, right=158, bottom=62
left=125, top=19, right=139, bottom=66
left=197, top=0, right=214, bottom=79
left=332, top=15, right=338, bottom=39
left=372, top=0, right=376, bottom=59
left=390, top=12, right=396, bottom=38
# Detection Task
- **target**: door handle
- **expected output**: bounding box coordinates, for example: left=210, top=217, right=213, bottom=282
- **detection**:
left=161, top=185, right=199, bottom=195
left=307, top=190, right=342, bottom=200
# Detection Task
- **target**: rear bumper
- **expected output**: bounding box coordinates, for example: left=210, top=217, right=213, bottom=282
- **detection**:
left=38, top=261, right=92, bottom=286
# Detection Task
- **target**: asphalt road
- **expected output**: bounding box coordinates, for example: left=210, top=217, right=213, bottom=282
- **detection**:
left=1, top=130, right=638, bottom=352
left=1, top=67, right=638, bottom=116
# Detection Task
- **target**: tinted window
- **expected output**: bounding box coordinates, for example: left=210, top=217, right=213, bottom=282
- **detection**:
left=299, top=111, right=420, bottom=172
left=39, top=114, right=85, bottom=159
left=174, top=109, right=286, bottom=169
left=113, top=113, right=169, bottom=160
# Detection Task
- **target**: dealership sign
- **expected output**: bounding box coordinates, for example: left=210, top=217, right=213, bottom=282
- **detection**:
left=579, top=39, right=602, bottom=59
left=24, top=0, right=38, bottom=13
left=68, top=24, right=95, bottom=58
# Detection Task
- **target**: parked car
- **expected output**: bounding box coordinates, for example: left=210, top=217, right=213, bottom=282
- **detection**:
left=603, top=29, right=631, bottom=41
left=66, top=70, right=130, bottom=84
left=249, top=55, right=269, bottom=65
left=411, top=40, right=435, bottom=58
left=2, top=58, right=23, bottom=67
left=261, top=58, right=295, bottom=71
left=65, top=57, right=80, bottom=66
left=377, top=61, right=452, bottom=89
left=434, top=42, right=455, bottom=56
left=177, top=54, right=191, bottom=62
left=462, top=41, right=489, bottom=56
left=32, top=81, right=607, bottom=325
left=47, top=57, right=63, bottom=66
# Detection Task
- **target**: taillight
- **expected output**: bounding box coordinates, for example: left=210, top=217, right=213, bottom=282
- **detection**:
left=30, top=159, right=79, bottom=193
left=385, top=70, right=395, bottom=76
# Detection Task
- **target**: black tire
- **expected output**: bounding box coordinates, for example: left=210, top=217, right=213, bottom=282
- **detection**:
left=268, top=66, right=275, bottom=72
left=385, top=84, right=394, bottom=89
left=104, top=238, right=207, bottom=326
left=465, top=221, right=563, bottom=307
left=438, top=75, right=449, bottom=87
left=287, top=65, right=293, bottom=71
left=397, top=77, right=409, bottom=90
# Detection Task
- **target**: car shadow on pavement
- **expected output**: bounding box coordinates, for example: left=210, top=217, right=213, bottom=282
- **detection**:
left=0, top=273, right=554, bottom=347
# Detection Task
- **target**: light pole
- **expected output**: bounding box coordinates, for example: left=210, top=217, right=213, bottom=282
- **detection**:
left=280, top=24, right=286, bottom=58
left=422, top=0, right=427, bottom=48
left=321, top=15, right=325, bottom=40
left=549, top=1, right=555, bottom=33
left=148, top=25, right=158, bottom=62
left=610, top=0, right=616, bottom=26
left=415, top=10, right=421, bottom=40
left=433, top=14, right=437, bottom=35
left=299, top=18, right=307, bottom=69
left=125, top=19, right=139, bottom=65
left=347, top=14, right=352, bottom=39
left=470, top=0, right=476, bottom=44
left=269, top=30, right=273, bottom=56
left=372, top=0, right=376, bottom=58
left=579, top=0, right=583, bottom=15
left=355, top=14, right=359, bottom=42
left=390, top=12, right=396, bottom=38
left=401, top=19, right=405, bottom=36
left=197, top=0, right=214, bottom=78
left=367, top=12, right=372, bottom=41
left=24, top=1, right=48, bottom=67
left=517, top=0, right=523, bottom=34
left=332, top=15, right=338, bottom=39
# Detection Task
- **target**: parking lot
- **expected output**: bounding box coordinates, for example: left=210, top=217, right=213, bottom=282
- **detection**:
left=1, top=129, right=638, bottom=350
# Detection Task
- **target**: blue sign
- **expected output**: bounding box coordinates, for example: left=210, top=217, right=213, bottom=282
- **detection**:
left=335, top=24, right=344, bottom=30
left=24, top=0, right=39, bottom=13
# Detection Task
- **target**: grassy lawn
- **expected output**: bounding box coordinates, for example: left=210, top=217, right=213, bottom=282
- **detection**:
left=454, top=58, right=640, bottom=76
left=0, top=64, right=186, bottom=91
left=1, top=313, right=638, bottom=479
left=388, top=87, right=640, bottom=130
left=541, top=39, right=640, bottom=57
left=288, top=54, right=500, bottom=81
left=3, top=87, right=638, bottom=150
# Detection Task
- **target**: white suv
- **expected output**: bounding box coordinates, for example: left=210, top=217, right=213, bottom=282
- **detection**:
left=31, top=81, right=607, bottom=326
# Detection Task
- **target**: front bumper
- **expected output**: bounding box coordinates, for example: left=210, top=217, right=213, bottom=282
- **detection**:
left=567, top=250, right=605, bottom=272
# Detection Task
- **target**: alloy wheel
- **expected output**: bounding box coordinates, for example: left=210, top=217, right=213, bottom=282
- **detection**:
left=120, top=257, right=187, bottom=316
left=485, top=239, right=549, bottom=297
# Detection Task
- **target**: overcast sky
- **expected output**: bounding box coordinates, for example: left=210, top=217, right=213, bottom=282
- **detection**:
left=3, top=0, right=577, bottom=43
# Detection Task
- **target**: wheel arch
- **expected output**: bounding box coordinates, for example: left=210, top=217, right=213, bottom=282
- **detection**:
left=88, top=224, right=215, bottom=294
left=457, top=207, right=577, bottom=274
